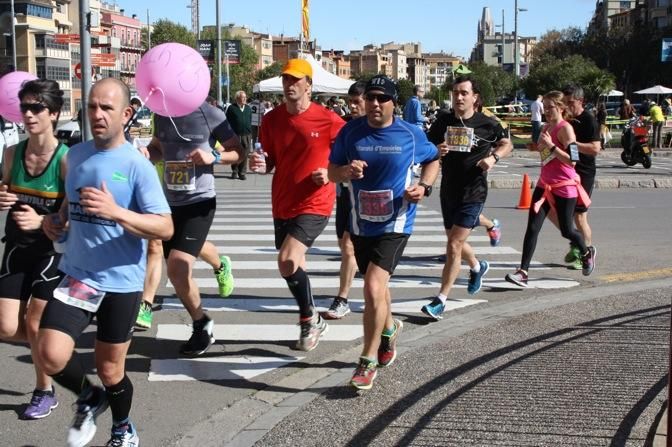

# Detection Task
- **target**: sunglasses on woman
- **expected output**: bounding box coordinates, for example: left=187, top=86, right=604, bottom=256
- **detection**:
left=365, top=93, right=393, bottom=103
left=20, top=103, right=49, bottom=114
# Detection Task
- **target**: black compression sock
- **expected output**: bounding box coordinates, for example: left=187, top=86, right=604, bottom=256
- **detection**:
left=105, top=374, right=133, bottom=425
left=283, top=267, right=315, bottom=319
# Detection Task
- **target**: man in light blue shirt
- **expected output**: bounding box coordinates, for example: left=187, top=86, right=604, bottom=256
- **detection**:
left=402, top=84, right=428, bottom=129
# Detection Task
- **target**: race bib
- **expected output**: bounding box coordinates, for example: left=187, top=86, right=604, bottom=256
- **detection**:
left=358, top=189, right=394, bottom=222
left=539, top=146, right=557, bottom=166
left=53, top=275, right=106, bottom=313
left=164, top=161, right=196, bottom=191
left=445, top=126, right=476, bottom=152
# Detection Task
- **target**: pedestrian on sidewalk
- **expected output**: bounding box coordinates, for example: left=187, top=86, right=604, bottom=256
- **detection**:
left=505, top=91, right=596, bottom=287
left=420, top=75, right=512, bottom=321
left=250, top=58, right=345, bottom=352
left=530, top=94, right=544, bottom=143
left=649, top=101, right=665, bottom=149
left=329, top=75, right=440, bottom=390
left=37, top=78, right=173, bottom=447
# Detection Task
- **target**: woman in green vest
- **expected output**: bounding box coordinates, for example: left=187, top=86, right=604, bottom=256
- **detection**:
left=0, top=79, right=68, bottom=420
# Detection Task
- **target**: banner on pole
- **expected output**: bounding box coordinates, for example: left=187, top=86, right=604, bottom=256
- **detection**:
left=198, top=40, right=215, bottom=61
left=662, top=38, right=672, bottom=63
left=223, top=40, right=241, bottom=64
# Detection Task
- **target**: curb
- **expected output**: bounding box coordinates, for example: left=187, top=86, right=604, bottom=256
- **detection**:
left=174, top=277, right=672, bottom=447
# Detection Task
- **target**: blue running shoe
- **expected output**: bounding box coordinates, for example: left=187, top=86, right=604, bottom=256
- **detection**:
left=467, top=260, right=490, bottom=295
left=421, top=297, right=445, bottom=321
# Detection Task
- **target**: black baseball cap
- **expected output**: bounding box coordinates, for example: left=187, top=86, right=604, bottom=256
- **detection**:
left=365, top=75, right=398, bottom=103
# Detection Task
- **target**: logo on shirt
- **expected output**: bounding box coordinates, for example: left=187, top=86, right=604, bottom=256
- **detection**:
left=310, top=131, right=320, bottom=138
left=111, top=171, right=128, bottom=182
left=44, top=184, right=54, bottom=191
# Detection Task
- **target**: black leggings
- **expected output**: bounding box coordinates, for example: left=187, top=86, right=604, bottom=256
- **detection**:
left=520, top=187, right=587, bottom=271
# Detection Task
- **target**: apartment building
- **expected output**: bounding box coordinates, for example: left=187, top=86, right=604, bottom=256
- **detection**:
left=202, top=24, right=274, bottom=70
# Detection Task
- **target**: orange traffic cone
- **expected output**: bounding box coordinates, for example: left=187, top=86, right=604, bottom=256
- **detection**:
left=516, top=174, right=532, bottom=209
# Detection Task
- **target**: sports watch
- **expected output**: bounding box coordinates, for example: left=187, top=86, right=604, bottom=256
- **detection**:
left=491, top=152, right=500, bottom=163
left=418, top=182, right=433, bottom=197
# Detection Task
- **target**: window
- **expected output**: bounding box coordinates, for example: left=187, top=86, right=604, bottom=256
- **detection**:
left=35, top=34, right=46, bottom=49
left=27, top=4, right=52, bottom=19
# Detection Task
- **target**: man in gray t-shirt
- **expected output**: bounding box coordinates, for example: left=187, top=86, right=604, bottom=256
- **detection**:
left=148, top=102, right=242, bottom=356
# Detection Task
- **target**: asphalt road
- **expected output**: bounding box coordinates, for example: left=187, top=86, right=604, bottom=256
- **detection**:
left=2, top=167, right=671, bottom=447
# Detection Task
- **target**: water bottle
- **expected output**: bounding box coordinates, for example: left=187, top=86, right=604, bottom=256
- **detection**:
left=51, top=215, right=68, bottom=254
left=252, top=142, right=265, bottom=173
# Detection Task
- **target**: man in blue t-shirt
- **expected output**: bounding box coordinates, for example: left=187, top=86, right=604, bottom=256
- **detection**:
left=402, top=84, right=428, bottom=129
left=39, top=78, right=173, bottom=447
left=329, top=75, right=440, bottom=391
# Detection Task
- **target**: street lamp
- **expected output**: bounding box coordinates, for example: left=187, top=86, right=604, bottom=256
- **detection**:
left=186, top=2, right=200, bottom=41
left=514, top=0, right=527, bottom=79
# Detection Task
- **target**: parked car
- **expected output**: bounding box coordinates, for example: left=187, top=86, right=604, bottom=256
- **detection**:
left=55, top=118, right=81, bottom=148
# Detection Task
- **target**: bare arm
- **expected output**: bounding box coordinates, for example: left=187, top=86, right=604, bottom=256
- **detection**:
left=577, top=140, right=600, bottom=156
left=146, top=136, right=163, bottom=163
left=215, top=134, right=243, bottom=165
left=78, top=181, right=174, bottom=240
left=327, top=160, right=367, bottom=183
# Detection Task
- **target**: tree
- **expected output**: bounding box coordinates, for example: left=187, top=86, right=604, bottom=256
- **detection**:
left=146, top=19, right=195, bottom=48
left=256, top=62, right=282, bottom=82
left=522, top=54, right=615, bottom=103
left=396, top=78, right=415, bottom=106
left=350, top=70, right=378, bottom=82
left=453, top=62, right=516, bottom=107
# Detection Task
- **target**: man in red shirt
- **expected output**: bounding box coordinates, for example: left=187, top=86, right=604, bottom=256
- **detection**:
left=251, top=59, right=344, bottom=351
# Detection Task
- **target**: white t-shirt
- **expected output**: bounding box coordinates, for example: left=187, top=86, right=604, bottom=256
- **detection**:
left=530, top=100, right=544, bottom=122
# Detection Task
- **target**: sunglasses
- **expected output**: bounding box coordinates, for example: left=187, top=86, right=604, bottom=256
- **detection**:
left=20, top=103, right=48, bottom=114
left=365, top=93, right=393, bottom=103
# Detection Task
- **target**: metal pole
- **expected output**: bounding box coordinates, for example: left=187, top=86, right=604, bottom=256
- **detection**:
left=225, top=53, right=230, bottom=105
left=216, top=0, right=222, bottom=106
left=79, top=0, right=92, bottom=141
left=514, top=0, right=519, bottom=78
left=501, top=9, right=505, bottom=66
left=147, top=9, right=151, bottom=49
left=10, top=0, right=16, bottom=70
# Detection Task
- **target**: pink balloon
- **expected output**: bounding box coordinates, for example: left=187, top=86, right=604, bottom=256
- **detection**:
left=136, top=43, right=210, bottom=117
left=0, top=71, right=38, bottom=123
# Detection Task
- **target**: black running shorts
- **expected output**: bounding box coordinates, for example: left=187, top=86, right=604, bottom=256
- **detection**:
left=40, top=291, right=142, bottom=344
left=351, top=233, right=410, bottom=275
left=0, top=242, right=64, bottom=301
left=335, top=186, right=352, bottom=240
left=575, top=172, right=595, bottom=214
left=273, top=214, right=329, bottom=250
left=163, top=198, right=216, bottom=258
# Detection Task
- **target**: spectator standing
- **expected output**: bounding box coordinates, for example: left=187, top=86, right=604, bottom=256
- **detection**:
left=618, top=99, right=636, bottom=121
left=649, top=101, right=665, bottom=149
left=226, top=91, right=252, bottom=180
left=596, top=103, right=608, bottom=149
left=530, top=95, right=544, bottom=143
left=403, top=84, right=428, bottom=129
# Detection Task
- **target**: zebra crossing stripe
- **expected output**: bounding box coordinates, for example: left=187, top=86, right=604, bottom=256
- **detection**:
left=159, top=297, right=487, bottom=313
left=208, top=224, right=447, bottom=232
left=203, top=234, right=477, bottom=242
left=194, top=245, right=520, bottom=255
left=191, top=260, right=550, bottom=271
left=149, top=355, right=304, bottom=382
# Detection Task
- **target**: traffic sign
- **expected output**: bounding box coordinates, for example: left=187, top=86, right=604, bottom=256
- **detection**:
left=74, top=63, right=82, bottom=80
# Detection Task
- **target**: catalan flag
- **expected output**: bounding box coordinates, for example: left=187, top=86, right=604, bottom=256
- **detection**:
left=302, top=0, right=310, bottom=41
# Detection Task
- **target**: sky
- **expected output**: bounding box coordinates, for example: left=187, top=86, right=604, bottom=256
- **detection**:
left=113, top=0, right=598, bottom=59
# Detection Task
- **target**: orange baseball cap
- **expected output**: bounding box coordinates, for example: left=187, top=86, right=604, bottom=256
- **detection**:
left=282, top=58, right=313, bottom=79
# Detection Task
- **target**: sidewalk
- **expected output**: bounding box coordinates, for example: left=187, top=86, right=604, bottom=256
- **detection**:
left=207, top=278, right=671, bottom=447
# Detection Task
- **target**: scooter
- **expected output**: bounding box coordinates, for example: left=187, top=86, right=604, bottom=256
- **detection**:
left=620, top=116, right=652, bottom=169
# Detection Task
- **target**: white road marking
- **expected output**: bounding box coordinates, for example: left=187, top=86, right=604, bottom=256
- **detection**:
left=192, top=260, right=550, bottom=271
left=160, top=297, right=487, bottom=313
left=149, top=355, right=303, bottom=382
left=199, top=245, right=519, bottom=255
left=204, top=234, right=474, bottom=242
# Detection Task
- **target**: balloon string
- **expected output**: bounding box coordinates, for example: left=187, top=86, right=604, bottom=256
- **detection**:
left=146, top=87, right=192, bottom=142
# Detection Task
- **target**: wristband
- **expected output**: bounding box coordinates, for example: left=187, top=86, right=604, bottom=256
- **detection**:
left=211, top=150, right=221, bottom=164
left=491, top=152, right=500, bottom=163
left=549, top=145, right=557, bottom=153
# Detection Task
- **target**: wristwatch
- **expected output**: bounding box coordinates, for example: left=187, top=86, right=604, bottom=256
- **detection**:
left=491, top=152, right=500, bottom=163
left=418, top=182, right=433, bottom=197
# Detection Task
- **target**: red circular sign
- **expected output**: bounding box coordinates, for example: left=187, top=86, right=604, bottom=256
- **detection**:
left=74, top=63, right=82, bottom=80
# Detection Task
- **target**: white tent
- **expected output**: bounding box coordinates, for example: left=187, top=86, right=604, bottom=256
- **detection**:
left=253, top=54, right=354, bottom=95
left=601, top=89, right=623, bottom=97
left=634, top=85, right=672, bottom=95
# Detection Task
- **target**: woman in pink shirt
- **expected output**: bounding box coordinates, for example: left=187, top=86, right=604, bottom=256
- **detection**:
left=506, top=91, right=595, bottom=287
